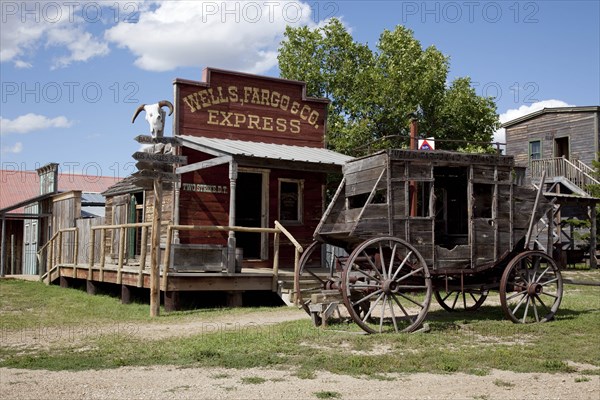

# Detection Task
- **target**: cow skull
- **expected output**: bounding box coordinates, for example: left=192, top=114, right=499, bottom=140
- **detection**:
left=132, top=100, right=174, bottom=137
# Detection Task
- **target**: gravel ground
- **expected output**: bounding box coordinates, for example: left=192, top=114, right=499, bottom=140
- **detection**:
left=1, top=365, right=599, bottom=399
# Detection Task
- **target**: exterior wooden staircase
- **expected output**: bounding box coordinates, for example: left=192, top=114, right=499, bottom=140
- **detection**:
left=531, top=157, right=599, bottom=197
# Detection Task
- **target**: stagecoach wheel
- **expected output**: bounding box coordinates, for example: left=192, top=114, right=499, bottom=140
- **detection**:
left=434, top=288, right=488, bottom=312
left=296, top=241, right=342, bottom=324
left=500, top=250, right=563, bottom=324
left=341, top=237, right=432, bottom=334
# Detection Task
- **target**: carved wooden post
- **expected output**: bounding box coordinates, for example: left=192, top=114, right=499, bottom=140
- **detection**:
left=227, top=161, right=238, bottom=274
left=150, top=179, right=162, bottom=317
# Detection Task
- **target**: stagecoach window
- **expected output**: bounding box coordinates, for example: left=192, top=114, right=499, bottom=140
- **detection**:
left=348, top=189, right=387, bottom=209
left=473, top=184, right=494, bottom=219
left=279, top=179, right=303, bottom=223
left=409, top=182, right=432, bottom=217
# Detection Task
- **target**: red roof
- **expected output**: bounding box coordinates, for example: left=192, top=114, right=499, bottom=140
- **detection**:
left=0, top=170, right=122, bottom=213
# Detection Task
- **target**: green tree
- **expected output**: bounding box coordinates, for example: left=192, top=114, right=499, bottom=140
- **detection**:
left=278, top=19, right=500, bottom=155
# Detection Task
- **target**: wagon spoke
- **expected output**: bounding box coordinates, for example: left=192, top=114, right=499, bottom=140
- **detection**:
left=391, top=251, right=414, bottom=281
left=535, top=267, right=551, bottom=283
left=379, top=244, right=387, bottom=279
left=362, top=250, right=383, bottom=280
left=534, top=294, right=550, bottom=312
left=396, top=265, right=424, bottom=283
left=539, top=291, right=559, bottom=299
left=506, top=290, right=527, bottom=301
left=532, top=256, right=542, bottom=282
left=352, top=263, right=382, bottom=284
left=362, top=292, right=385, bottom=323
left=451, top=292, right=460, bottom=309
left=379, top=294, right=387, bottom=332
left=391, top=293, right=411, bottom=320
left=351, top=289, right=383, bottom=307
left=388, top=296, right=399, bottom=333
left=521, top=296, right=531, bottom=323
left=388, top=243, right=398, bottom=279
left=507, top=279, right=528, bottom=290
left=531, top=297, right=540, bottom=322
left=511, top=292, right=528, bottom=315
left=305, top=268, right=326, bottom=285
left=396, top=292, right=425, bottom=309
left=539, top=277, right=559, bottom=286
left=440, top=291, right=454, bottom=302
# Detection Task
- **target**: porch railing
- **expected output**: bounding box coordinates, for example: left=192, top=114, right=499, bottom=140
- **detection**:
left=531, top=157, right=599, bottom=195
left=37, top=221, right=304, bottom=298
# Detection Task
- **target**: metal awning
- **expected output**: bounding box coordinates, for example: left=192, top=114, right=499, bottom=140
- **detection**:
left=177, top=135, right=353, bottom=173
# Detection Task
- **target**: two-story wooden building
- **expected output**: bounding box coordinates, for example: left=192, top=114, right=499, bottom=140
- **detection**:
left=503, top=106, right=599, bottom=266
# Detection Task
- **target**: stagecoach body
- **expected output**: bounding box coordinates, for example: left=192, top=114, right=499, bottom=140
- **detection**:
left=298, top=150, right=563, bottom=333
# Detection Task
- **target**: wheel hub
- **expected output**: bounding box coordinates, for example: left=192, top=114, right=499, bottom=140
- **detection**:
left=382, top=279, right=399, bottom=294
left=527, top=282, right=543, bottom=296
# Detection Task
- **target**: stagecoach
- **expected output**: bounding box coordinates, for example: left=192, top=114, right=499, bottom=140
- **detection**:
left=297, top=149, right=562, bottom=333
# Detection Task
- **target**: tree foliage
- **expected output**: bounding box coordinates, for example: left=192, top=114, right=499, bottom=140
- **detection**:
left=278, top=19, right=500, bottom=155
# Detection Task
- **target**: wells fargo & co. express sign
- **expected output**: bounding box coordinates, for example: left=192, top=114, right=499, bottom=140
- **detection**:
left=174, top=68, right=328, bottom=147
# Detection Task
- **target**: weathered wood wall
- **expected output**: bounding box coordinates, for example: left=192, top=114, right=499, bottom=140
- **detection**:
left=76, top=217, right=105, bottom=264
left=52, top=191, right=81, bottom=264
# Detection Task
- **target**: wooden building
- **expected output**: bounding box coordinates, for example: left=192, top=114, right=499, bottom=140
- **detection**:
left=74, top=68, right=353, bottom=308
left=0, top=163, right=119, bottom=276
left=503, top=106, right=599, bottom=266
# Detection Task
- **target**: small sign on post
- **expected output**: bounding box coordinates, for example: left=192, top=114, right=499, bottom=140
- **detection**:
left=418, top=138, right=435, bottom=150
left=132, top=152, right=188, bottom=164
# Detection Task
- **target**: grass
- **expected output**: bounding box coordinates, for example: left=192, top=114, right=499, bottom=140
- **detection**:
left=314, top=391, right=342, bottom=399
left=240, top=376, right=266, bottom=384
left=1, top=278, right=599, bottom=377
left=492, top=379, right=515, bottom=388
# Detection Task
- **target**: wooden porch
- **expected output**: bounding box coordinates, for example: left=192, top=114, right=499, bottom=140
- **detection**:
left=38, top=221, right=305, bottom=310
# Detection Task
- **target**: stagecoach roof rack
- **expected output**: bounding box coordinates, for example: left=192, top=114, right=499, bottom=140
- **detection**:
left=348, top=148, right=515, bottom=167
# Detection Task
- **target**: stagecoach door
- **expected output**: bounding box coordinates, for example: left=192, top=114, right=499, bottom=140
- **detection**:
left=235, top=170, right=269, bottom=259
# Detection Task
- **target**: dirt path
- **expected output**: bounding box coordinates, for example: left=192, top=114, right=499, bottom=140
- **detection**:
left=1, top=365, right=598, bottom=399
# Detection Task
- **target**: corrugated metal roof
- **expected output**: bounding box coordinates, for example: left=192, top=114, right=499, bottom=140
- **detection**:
left=81, top=192, right=106, bottom=204
left=178, top=136, right=353, bottom=166
left=0, top=170, right=121, bottom=213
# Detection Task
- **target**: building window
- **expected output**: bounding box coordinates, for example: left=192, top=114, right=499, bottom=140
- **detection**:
left=279, top=179, right=303, bottom=223
left=529, top=140, right=541, bottom=161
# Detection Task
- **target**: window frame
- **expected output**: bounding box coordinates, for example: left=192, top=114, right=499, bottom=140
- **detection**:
left=278, top=178, right=304, bottom=224
left=529, top=139, right=542, bottom=162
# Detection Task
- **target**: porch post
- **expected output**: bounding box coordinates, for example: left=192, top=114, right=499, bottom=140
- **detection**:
left=227, top=161, right=238, bottom=274
left=590, top=204, right=597, bottom=269
left=0, top=216, right=6, bottom=277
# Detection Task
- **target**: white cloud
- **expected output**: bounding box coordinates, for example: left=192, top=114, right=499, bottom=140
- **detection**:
left=105, top=1, right=315, bottom=73
left=13, top=60, right=33, bottom=69
left=494, top=100, right=575, bottom=145
left=0, top=0, right=110, bottom=68
left=0, top=114, right=74, bottom=135
left=47, top=28, right=110, bottom=68
left=1, top=142, right=23, bottom=154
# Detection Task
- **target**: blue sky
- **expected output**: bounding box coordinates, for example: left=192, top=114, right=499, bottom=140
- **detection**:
left=1, top=0, right=599, bottom=178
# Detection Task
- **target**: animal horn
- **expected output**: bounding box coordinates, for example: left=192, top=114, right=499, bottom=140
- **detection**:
left=131, top=104, right=146, bottom=123
left=158, top=100, right=174, bottom=116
